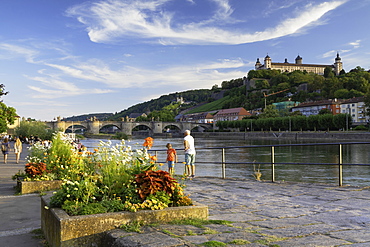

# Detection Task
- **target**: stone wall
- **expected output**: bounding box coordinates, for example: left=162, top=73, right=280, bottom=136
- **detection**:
left=17, top=180, right=62, bottom=194
left=41, top=195, right=208, bottom=247
left=192, top=131, right=370, bottom=141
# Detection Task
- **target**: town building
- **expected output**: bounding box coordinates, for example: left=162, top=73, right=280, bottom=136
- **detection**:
left=255, top=53, right=343, bottom=75
left=126, top=113, right=147, bottom=122
left=291, top=99, right=343, bottom=116
left=340, top=97, right=369, bottom=125
left=213, top=107, right=251, bottom=122
left=180, top=111, right=215, bottom=123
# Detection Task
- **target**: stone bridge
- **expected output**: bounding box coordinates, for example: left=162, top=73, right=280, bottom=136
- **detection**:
left=44, top=120, right=213, bottom=136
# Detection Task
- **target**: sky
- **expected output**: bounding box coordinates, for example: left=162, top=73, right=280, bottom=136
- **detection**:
left=0, top=0, right=369, bottom=121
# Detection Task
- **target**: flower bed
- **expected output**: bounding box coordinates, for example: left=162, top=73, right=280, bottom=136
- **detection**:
left=41, top=194, right=208, bottom=247
left=17, top=134, right=200, bottom=245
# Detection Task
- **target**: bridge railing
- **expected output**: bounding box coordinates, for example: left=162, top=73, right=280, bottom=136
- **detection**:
left=150, top=142, right=370, bottom=187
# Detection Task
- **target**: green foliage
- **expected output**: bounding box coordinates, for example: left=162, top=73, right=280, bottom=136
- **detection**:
left=333, top=113, right=351, bottom=130
left=111, top=89, right=217, bottom=120
left=0, top=101, right=17, bottom=133
left=354, top=125, right=368, bottom=130
left=41, top=137, right=193, bottom=216
left=318, top=108, right=332, bottom=115
left=221, top=78, right=244, bottom=89
left=120, top=221, right=144, bottom=233
left=169, top=218, right=232, bottom=228
left=259, top=105, right=279, bottom=119
left=217, top=113, right=353, bottom=131
left=200, top=241, right=227, bottom=246
left=15, top=121, right=55, bottom=140
left=187, top=96, right=231, bottom=114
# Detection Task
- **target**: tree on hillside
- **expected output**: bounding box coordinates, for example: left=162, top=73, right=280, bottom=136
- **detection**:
left=0, top=84, right=17, bottom=133
left=258, top=105, right=279, bottom=119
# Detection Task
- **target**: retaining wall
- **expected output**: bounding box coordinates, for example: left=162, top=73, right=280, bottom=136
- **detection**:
left=41, top=195, right=208, bottom=247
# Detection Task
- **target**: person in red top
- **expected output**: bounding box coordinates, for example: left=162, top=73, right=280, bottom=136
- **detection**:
left=166, top=143, right=177, bottom=175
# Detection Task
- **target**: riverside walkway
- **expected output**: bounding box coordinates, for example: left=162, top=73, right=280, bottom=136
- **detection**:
left=1, top=147, right=370, bottom=246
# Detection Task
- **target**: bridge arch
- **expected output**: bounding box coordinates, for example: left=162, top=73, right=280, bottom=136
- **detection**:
left=99, top=123, right=122, bottom=134
left=45, top=120, right=213, bottom=136
left=162, top=124, right=182, bottom=133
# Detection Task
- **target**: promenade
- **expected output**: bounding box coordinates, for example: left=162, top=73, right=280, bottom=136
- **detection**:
left=1, top=146, right=370, bottom=246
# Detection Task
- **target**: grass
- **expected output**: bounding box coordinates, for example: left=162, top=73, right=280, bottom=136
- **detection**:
left=120, top=221, right=144, bottom=233
left=228, top=239, right=251, bottom=245
left=200, top=241, right=227, bottom=247
left=186, top=96, right=231, bottom=114
left=168, top=218, right=233, bottom=228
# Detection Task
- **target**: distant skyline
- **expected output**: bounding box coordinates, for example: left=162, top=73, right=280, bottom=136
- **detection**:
left=1, top=0, right=369, bottom=121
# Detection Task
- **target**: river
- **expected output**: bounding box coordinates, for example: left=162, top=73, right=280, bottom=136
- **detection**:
left=80, top=137, right=370, bottom=187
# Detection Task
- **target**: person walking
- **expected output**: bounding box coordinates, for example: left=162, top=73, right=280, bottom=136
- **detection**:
left=183, top=130, right=196, bottom=178
left=165, top=143, right=177, bottom=175
left=1, top=137, right=10, bottom=164
left=14, top=137, right=23, bottom=164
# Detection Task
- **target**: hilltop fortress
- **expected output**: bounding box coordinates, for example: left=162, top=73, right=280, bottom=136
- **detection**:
left=255, top=53, right=343, bottom=75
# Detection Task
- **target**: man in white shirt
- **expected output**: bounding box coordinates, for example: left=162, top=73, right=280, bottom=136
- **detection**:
left=183, top=130, right=196, bottom=178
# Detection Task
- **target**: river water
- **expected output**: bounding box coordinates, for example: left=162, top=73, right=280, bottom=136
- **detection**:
left=80, top=137, right=370, bottom=187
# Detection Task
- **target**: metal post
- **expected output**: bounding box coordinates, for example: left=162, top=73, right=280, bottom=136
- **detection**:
left=339, top=144, right=343, bottom=186
left=271, top=146, right=275, bottom=182
left=222, top=148, right=226, bottom=179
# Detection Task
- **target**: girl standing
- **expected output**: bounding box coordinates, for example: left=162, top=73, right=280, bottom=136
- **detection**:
left=14, top=138, right=23, bottom=164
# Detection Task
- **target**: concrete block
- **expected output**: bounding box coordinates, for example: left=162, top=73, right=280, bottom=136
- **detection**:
left=41, top=195, right=208, bottom=247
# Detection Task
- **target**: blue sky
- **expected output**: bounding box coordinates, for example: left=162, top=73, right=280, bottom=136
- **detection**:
left=0, top=0, right=369, bottom=121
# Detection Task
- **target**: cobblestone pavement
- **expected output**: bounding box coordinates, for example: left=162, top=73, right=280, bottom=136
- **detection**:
left=182, top=177, right=370, bottom=246
left=2, top=146, right=370, bottom=246
left=0, top=146, right=44, bottom=247
left=109, top=177, right=370, bottom=247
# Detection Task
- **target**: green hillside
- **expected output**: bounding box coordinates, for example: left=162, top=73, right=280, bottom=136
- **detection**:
left=64, top=66, right=370, bottom=121
left=185, top=96, right=231, bottom=114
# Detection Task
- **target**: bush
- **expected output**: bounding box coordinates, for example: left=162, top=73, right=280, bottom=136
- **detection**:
left=354, top=125, right=368, bottom=131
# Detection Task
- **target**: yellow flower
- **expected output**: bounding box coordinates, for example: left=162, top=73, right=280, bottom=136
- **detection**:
left=159, top=163, right=164, bottom=166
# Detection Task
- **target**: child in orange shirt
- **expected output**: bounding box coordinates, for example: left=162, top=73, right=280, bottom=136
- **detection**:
left=166, top=143, right=177, bottom=175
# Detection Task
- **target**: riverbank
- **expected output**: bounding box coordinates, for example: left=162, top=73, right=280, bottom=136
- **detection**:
left=191, top=131, right=370, bottom=141
left=85, top=131, right=370, bottom=142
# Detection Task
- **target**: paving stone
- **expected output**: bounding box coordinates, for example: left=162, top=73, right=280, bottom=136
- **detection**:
left=247, top=217, right=320, bottom=229
left=111, top=232, right=187, bottom=247
left=329, top=229, right=370, bottom=243
left=259, top=223, right=343, bottom=238
left=270, top=234, right=350, bottom=246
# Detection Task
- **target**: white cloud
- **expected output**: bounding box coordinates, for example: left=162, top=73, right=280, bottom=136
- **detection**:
left=0, top=43, right=39, bottom=63
left=26, top=57, right=245, bottom=98
left=349, top=40, right=361, bottom=48
left=67, top=0, right=347, bottom=45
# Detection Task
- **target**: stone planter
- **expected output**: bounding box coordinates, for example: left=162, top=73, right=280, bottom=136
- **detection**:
left=17, top=179, right=62, bottom=194
left=41, top=195, right=208, bottom=247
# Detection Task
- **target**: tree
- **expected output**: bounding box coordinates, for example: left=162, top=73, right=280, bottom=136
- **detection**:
left=319, top=108, right=332, bottom=115
left=0, top=84, right=17, bottom=133
left=259, top=105, right=279, bottom=119
left=15, top=120, right=55, bottom=140
left=324, top=67, right=335, bottom=78
left=333, top=113, right=350, bottom=130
